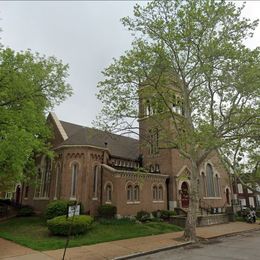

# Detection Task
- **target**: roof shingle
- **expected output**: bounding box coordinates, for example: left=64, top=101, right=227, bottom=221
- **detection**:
left=58, top=121, right=139, bottom=160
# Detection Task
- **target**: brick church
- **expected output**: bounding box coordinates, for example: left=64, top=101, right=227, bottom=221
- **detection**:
left=19, top=92, right=233, bottom=217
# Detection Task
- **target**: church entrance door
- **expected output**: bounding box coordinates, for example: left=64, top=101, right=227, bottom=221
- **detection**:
left=181, top=182, right=189, bottom=208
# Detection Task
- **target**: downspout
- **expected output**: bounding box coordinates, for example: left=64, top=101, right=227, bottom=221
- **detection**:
left=166, top=177, right=170, bottom=210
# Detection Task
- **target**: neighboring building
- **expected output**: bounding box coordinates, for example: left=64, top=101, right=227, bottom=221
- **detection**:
left=233, top=181, right=259, bottom=209
left=256, top=185, right=260, bottom=208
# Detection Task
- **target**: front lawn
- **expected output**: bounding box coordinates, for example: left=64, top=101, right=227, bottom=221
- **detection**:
left=0, top=217, right=183, bottom=251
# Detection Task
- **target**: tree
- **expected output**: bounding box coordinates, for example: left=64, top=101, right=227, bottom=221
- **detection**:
left=0, top=48, right=72, bottom=190
left=96, top=0, right=260, bottom=241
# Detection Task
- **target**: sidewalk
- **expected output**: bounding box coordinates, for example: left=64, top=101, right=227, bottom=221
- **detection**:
left=1, top=222, right=260, bottom=260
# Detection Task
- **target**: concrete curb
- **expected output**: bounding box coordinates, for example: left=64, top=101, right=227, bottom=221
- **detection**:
left=204, top=227, right=260, bottom=240
left=113, top=227, right=260, bottom=260
left=113, top=242, right=192, bottom=260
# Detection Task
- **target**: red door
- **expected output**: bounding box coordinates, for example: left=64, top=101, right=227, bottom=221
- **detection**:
left=181, top=182, right=189, bottom=208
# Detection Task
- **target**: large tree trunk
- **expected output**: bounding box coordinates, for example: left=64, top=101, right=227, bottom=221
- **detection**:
left=184, top=157, right=200, bottom=241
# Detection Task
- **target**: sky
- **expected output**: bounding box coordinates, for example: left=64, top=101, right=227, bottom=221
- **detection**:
left=1, top=1, right=260, bottom=127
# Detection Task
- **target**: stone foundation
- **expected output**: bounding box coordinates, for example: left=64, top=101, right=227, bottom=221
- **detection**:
left=170, top=214, right=229, bottom=227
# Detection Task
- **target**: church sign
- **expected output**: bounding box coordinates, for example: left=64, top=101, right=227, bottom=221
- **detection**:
left=68, top=204, right=80, bottom=218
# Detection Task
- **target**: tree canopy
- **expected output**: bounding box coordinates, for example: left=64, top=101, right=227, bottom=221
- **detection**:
left=0, top=48, right=72, bottom=190
left=96, top=0, right=260, bottom=240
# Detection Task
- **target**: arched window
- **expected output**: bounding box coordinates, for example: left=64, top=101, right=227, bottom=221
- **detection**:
left=71, top=163, right=78, bottom=198
left=206, top=164, right=215, bottom=197
left=54, top=164, right=60, bottom=199
left=127, top=185, right=133, bottom=201
left=106, top=184, right=112, bottom=202
left=134, top=185, right=140, bottom=201
left=214, top=174, right=220, bottom=197
left=149, top=129, right=159, bottom=155
left=34, top=168, right=41, bottom=198
left=153, top=186, right=158, bottom=200
left=158, top=186, right=163, bottom=201
left=24, top=185, right=29, bottom=199
left=42, top=157, right=51, bottom=198
left=93, top=165, right=99, bottom=198
left=146, top=99, right=151, bottom=116
left=34, top=156, right=51, bottom=198
left=201, top=172, right=207, bottom=197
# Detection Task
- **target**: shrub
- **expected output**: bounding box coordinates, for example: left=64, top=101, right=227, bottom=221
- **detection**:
left=98, top=205, right=117, bottom=218
left=136, top=210, right=151, bottom=222
left=17, top=205, right=34, bottom=217
left=0, top=199, right=11, bottom=205
left=160, top=210, right=176, bottom=220
left=45, top=200, right=68, bottom=220
left=47, top=215, right=93, bottom=236
left=152, top=210, right=159, bottom=218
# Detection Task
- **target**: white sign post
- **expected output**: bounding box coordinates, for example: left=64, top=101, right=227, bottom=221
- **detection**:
left=63, top=204, right=81, bottom=260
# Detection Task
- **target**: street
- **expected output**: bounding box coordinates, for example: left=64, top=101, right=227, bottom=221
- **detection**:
left=136, top=230, right=260, bottom=260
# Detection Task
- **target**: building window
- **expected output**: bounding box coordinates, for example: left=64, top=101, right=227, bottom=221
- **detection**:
left=34, top=169, right=42, bottom=198
left=106, top=184, right=112, bottom=202
left=247, top=184, right=253, bottom=194
left=153, top=186, right=158, bottom=200
left=71, top=163, right=78, bottom=198
left=54, top=164, right=60, bottom=199
left=127, top=183, right=140, bottom=202
left=134, top=185, right=140, bottom=201
left=158, top=186, right=163, bottom=200
left=127, top=185, right=133, bottom=201
left=237, top=183, right=243, bottom=194
left=201, top=172, right=207, bottom=196
left=149, top=129, right=159, bottom=155
left=249, top=197, right=255, bottom=207
left=240, top=198, right=246, bottom=206
left=42, top=157, right=51, bottom=198
left=93, top=165, right=99, bottom=198
left=206, top=164, right=215, bottom=197
left=152, top=185, right=164, bottom=201
left=214, top=175, right=220, bottom=197
left=145, top=99, right=152, bottom=116
left=24, top=185, right=29, bottom=199
left=34, top=157, right=51, bottom=198
left=172, top=95, right=184, bottom=116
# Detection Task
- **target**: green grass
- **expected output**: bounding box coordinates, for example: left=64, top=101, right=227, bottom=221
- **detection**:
left=0, top=217, right=183, bottom=251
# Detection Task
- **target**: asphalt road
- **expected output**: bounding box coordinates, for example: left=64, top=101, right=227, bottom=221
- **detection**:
left=135, top=230, right=260, bottom=260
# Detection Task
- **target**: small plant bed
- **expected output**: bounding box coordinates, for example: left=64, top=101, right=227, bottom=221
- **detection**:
left=0, top=216, right=183, bottom=251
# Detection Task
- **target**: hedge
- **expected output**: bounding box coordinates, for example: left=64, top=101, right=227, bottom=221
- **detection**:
left=47, top=215, right=93, bottom=236
left=17, top=205, right=34, bottom=217
left=98, top=205, right=117, bottom=218
left=45, top=200, right=69, bottom=220
left=136, top=210, right=151, bottom=222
